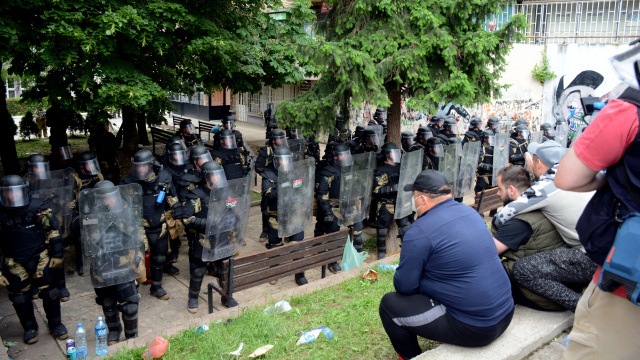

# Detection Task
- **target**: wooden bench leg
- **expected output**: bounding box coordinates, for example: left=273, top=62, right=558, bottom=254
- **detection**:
left=476, top=189, right=486, bottom=214
left=321, top=265, right=326, bottom=279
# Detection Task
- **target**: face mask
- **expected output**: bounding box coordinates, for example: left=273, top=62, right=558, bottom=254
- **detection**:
left=412, top=195, right=425, bottom=213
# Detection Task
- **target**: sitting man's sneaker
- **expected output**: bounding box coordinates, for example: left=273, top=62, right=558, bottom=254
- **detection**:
left=187, top=298, right=198, bottom=314
left=50, top=324, right=68, bottom=340
left=59, top=288, right=70, bottom=302
left=328, top=262, right=342, bottom=273
left=163, top=265, right=179, bottom=276
left=23, top=329, right=38, bottom=344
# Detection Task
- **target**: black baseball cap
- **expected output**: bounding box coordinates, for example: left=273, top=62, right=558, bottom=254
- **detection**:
left=403, top=170, right=451, bottom=194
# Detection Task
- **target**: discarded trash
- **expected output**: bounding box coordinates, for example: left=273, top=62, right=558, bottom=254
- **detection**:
left=248, top=344, right=273, bottom=358
left=228, top=342, right=243, bottom=356
left=3, top=340, right=17, bottom=348
left=361, top=269, right=378, bottom=281
left=296, top=326, right=334, bottom=345
left=195, top=325, right=209, bottom=334
left=262, top=300, right=291, bottom=315
left=378, top=264, right=398, bottom=272
left=141, top=337, right=168, bottom=359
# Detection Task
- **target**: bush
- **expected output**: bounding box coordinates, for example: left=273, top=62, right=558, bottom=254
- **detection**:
left=19, top=111, right=40, bottom=140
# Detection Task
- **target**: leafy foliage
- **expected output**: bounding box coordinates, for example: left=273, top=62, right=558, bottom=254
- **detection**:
left=531, top=52, right=557, bottom=84
left=19, top=111, right=39, bottom=140
left=279, top=0, right=528, bottom=136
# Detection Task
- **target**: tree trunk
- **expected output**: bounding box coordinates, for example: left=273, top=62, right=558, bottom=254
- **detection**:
left=136, top=110, right=150, bottom=145
left=122, top=106, right=139, bottom=154
left=0, top=65, right=20, bottom=175
left=387, top=86, right=402, bottom=146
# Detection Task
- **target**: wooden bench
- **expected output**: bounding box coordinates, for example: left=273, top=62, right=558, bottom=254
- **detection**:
left=208, top=228, right=352, bottom=310
left=470, top=187, right=502, bottom=215
left=198, top=120, right=217, bottom=142
left=172, top=115, right=190, bottom=131
left=150, top=127, right=175, bottom=155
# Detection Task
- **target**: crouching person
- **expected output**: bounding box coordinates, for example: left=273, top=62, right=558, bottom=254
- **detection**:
left=379, top=170, right=514, bottom=360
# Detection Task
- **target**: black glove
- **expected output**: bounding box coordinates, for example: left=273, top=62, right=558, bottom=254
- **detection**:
left=171, top=203, right=185, bottom=219
left=479, top=163, right=492, bottom=172
left=323, top=212, right=336, bottom=223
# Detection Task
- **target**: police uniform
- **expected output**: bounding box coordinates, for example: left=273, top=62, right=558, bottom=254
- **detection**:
left=373, top=157, right=410, bottom=259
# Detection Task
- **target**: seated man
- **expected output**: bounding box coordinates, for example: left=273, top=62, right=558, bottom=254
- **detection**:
left=493, top=141, right=597, bottom=312
left=379, top=170, right=514, bottom=360
left=494, top=166, right=566, bottom=311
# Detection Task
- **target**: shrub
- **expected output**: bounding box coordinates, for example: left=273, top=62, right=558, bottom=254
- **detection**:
left=19, top=111, right=40, bottom=140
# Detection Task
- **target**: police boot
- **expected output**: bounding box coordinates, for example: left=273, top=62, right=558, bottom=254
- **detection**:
left=260, top=214, right=269, bottom=243
left=188, top=268, right=206, bottom=314
left=295, top=272, right=308, bottom=286
left=102, top=301, right=122, bottom=345
left=149, top=266, right=169, bottom=300
left=376, top=229, right=388, bottom=260
left=40, top=287, right=68, bottom=340
left=353, top=231, right=365, bottom=253
left=51, top=266, right=70, bottom=302
left=119, top=302, right=138, bottom=340
left=11, top=292, right=39, bottom=344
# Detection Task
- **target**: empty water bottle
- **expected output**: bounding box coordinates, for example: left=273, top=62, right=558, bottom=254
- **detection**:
left=378, top=264, right=398, bottom=272
left=75, top=323, right=88, bottom=360
left=321, top=327, right=334, bottom=339
left=95, top=316, right=108, bottom=355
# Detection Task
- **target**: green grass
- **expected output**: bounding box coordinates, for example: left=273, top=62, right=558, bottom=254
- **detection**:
left=251, top=190, right=262, bottom=202
left=108, top=265, right=438, bottom=360
left=15, top=135, right=89, bottom=158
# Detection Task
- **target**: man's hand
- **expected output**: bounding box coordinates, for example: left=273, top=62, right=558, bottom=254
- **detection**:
left=49, top=258, right=63, bottom=269
left=0, top=273, right=9, bottom=286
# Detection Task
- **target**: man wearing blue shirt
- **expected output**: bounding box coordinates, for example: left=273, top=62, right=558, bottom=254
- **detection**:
left=379, top=170, right=514, bottom=360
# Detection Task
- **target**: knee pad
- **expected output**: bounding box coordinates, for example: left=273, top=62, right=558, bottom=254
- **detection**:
left=38, top=286, right=60, bottom=301
left=398, top=225, right=409, bottom=238
left=353, top=232, right=365, bottom=245
left=377, top=228, right=389, bottom=238
left=151, top=254, right=166, bottom=267
left=191, top=267, right=207, bottom=279
left=10, top=292, right=30, bottom=306
left=119, top=302, right=138, bottom=319
left=97, top=296, right=117, bottom=309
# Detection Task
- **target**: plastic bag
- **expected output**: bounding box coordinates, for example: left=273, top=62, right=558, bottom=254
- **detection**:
left=262, top=300, right=292, bottom=315
left=341, top=235, right=368, bottom=271
left=142, top=337, right=168, bottom=359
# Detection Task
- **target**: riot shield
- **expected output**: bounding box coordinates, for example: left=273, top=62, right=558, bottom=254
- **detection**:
left=492, top=132, right=510, bottom=186
left=78, top=183, right=145, bottom=288
left=202, top=176, right=251, bottom=261
left=25, top=168, right=77, bottom=239
left=395, top=149, right=423, bottom=219
left=366, top=125, right=384, bottom=147
left=454, top=141, right=481, bottom=198
left=530, top=131, right=543, bottom=144
left=287, top=138, right=307, bottom=162
left=556, top=123, right=569, bottom=148
left=339, top=152, right=375, bottom=226
left=277, top=158, right=315, bottom=238
left=439, top=144, right=461, bottom=191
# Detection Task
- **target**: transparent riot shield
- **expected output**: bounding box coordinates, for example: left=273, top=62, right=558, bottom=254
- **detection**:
left=202, top=176, right=251, bottom=261
left=277, top=158, right=315, bottom=238
left=531, top=131, right=543, bottom=144
left=78, top=183, right=145, bottom=288
left=492, top=132, right=510, bottom=186
left=366, top=125, right=384, bottom=147
left=339, top=152, right=375, bottom=226
left=556, top=123, right=569, bottom=148
left=439, top=144, right=461, bottom=190
left=25, top=168, right=77, bottom=239
left=287, top=138, right=307, bottom=162
left=395, top=149, right=423, bottom=219
left=454, top=141, right=481, bottom=198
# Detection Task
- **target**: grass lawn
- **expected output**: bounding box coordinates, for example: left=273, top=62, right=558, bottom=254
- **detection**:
left=108, top=265, right=438, bottom=359
left=15, top=134, right=89, bottom=158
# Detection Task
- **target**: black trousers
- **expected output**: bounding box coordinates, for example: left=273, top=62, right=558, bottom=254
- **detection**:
left=379, top=292, right=514, bottom=359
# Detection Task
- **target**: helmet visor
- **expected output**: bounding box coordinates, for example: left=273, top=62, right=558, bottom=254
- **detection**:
left=169, top=149, right=187, bottom=166
left=402, top=137, right=414, bottom=147
left=365, top=134, right=380, bottom=147
left=429, top=144, right=444, bottom=158
left=223, top=120, right=235, bottom=130
left=272, top=136, right=288, bottom=148
left=274, top=154, right=293, bottom=172
left=204, top=167, right=228, bottom=189
left=519, top=130, right=530, bottom=140
left=334, top=150, right=353, bottom=167
left=183, top=123, right=195, bottom=135
left=95, top=190, right=123, bottom=211
left=59, top=145, right=73, bottom=160
left=193, top=152, right=213, bottom=169
left=221, top=134, right=237, bottom=149
left=388, top=149, right=401, bottom=164
left=79, top=158, right=100, bottom=176
left=545, top=128, right=556, bottom=137
left=0, top=184, right=29, bottom=208
left=131, top=158, right=154, bottom=180
left=29, top=162, right=50, bottom=179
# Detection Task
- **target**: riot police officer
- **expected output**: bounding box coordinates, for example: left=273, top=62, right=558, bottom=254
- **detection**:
left=373, top=143, right=410, bottom=259
left=306, top=134, right=321, bottom=163
left=157, top=136, right=187, bottom=169
left=400, top=131, right=414, bottom=153
left=408, top=128, right=432, bottom=169
left=328, top=114, right=352, bottom=144
left=177, top=119, right=199, bottom=147
left=261, top=147, right=307, bottom=285
left=428, top=114, right=444, bottom=135
left=540, top=123, right=556, bottom=141
left=50, top=144, right=73, bottom=171
left=509, top=124, right=529, bottom=166
left=462, top=116, right=483, bottom=146
left=213, top=116, right=248, bottom=153
left=373, top=107, right=387, bottom=124
left=437, top=119, right=458, bottom=145
left=361, top=129, right=379, bottom=153
left=211, top=129, right=249, bottom=180
left=24, top=154, right=50, bottom=178
left=264, top=102, right=278, bottom=139
left=353, top=125, right=365, bottom=143
left=120, top=150, right=176, bottom=300
left=511, top=118, right=528, bottom=139
left=487, top=116, right=501, bottom=134
left=256, top=129, right=288, bottom=242
left=425, top=137, right=444, bottom=170
left=475, top=130, right=496, bottom=193
left=0, top=175, right=68, bottom=343
left=84, top=181, right=143, bottom=345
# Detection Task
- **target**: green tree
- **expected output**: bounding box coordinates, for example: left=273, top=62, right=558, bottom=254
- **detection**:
left=279, top=0, right=527, bottom=144
left=2, top=0, right=314, bottom=162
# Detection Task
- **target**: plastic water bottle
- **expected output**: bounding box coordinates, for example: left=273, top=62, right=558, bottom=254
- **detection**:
left=379, top=264, right=399, bottom=271
left=75, top=323, right=88, bottom=360
left=95, top=316, right=108, bottom=355
left=321, top=327, right=334, bottom=339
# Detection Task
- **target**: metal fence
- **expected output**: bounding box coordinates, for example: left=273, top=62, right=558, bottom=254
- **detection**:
left=487, top=0, right=640, bottom=44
